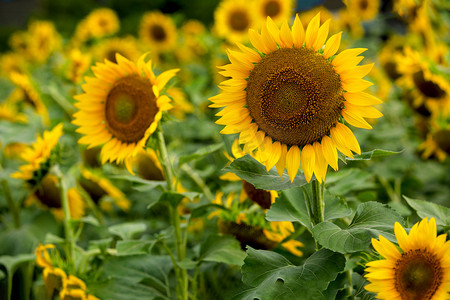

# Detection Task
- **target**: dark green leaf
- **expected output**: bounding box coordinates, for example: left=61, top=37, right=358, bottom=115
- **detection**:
left=324, top=191, right=352, bottom=221
left=346, top=149, right=403, bottom=161
left=404, top=196, right=450, bottom=226
left=223, top=155, right=308, bottom=191
left=266, top=187, right=312, bottom=231
left=155, top=191, right=201, bottom=209
left=199, top=234, right=246, bottom=266
left=190, top=203, right=227, bottom=219
left=116, top=240, right=155, bottom=256
left=326, top=169, right=375, bottom=195
left=110, top=174, right=166, bottom=192
left=108, top=222, right=147, bottom=240
left=178, top=143, right=224, bottom=167
left=90, top=278, right=169, bottom=300
left=312, top=202, right=404, bottom=253
left=177, top=258, right=197, bottom=270
left=237, top=247, right=345, bottom=300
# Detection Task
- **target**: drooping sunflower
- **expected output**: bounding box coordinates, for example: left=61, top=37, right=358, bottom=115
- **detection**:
left=365, top=218, right=450, bottom=299
left=345, top=0, right=380, bottom=21
left=418, top=122, right=450, bottom=162
left=72, top=53, right=178, bottom=169
left=255, top=0, right=295, bottom=26
left=210, top=13, right=383, bottom=183
left=11, top=123, right=63, bottom=181
left=139, top=11, right=177, bottom=52
left=397, top=47, right=450, bottom=118
left=213, top=0, right=258, bottom=44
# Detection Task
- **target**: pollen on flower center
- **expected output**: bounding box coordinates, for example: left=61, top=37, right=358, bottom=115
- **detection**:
left=228, top=10, right=249, bottom=31
left=105, top=75, right=157, bottom=143
left=395, top=249, right=443, bottom=300
left=246, top=47, right=344, bottom=146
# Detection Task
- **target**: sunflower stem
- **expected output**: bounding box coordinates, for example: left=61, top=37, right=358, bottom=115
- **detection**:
left=59, top=175, right=76, bottom=272
left=1, top=178, right=21, bottom=228
left=346, top=269, right=355, bottom=300
left=156, top=128, right=188, bottom=300
left=311, top=180, right=325, bottom=249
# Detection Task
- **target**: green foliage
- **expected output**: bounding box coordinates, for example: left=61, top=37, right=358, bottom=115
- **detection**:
left=312, top=202, right=404, bottom=253
left=199, top=234, right=247, bottom=266
left=404, top=196, right=450, bottom=226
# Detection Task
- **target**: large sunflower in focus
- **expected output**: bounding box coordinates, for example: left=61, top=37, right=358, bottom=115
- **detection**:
left=365, top=218, right=450, bottom=299
left=214, top=0, right=257, bottom=44
left=139, top=11, right=177, bottom=52
left=72, top=53, right=178, bottom=170
left=210, top=13, right=382, bottom=183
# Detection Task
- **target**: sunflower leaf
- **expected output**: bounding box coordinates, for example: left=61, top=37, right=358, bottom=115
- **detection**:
left=345, top=149, right=403, bottom=161
left=233, top=247, right=345, bottom=300
left=177, top=142, right=224, bottom=168
left=404, top=196, right=450, bottom=226
left=199, top=234, right=247, bottom=266
left=108, top=222, right=147, bottom=240
left=312, top=201, right=404, bottom=253
left=223, top=155, right=309, bottom=191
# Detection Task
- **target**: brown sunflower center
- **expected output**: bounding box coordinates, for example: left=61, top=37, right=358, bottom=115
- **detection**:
left=242, top=180, right=272, bottom=209
left=104, top=75, right=158, bottom=143
left=151, top=24, right=167, bottom=42
left=35, top=174, right=61, bottom=209
left=434, top=129, right=450, bottom=154
left=359, top=0, right=369, bottom=11
left=264, top=1, right=281, bottom=18
left=136, top=152, right=165, bottom=181
left=395, top=249, right=443, bottom=300
left=106, top=50, right=121, bottom=63
left=412, top=70, right=445, bottom=99
left=247, top=47, right=344, bottom=146
left=229, top=10, right=249, bottom=32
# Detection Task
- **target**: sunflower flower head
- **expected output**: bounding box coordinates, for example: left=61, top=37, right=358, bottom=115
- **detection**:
left=210, top=13, right=383, bottom=183
left=11, top=123, right=63, bottom=182
left=72, top=53, right=178, bottom=172
left=139, top=11, right=177, bottom=52
left=365, top=217, right=450, bottom=300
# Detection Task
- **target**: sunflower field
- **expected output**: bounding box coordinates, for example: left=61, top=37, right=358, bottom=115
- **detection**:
left=0, top=0, right=450, bottom=299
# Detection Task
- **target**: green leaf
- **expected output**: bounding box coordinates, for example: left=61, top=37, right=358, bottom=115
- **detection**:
left=199, top=234, right=247, bottom=266
left=108, top=222, right=147, bottom=240
left=190, top=203, right=227, bottom=219
left=110, top=174, right=166, bottom=192
left=154, top=191, right=200, bottom=209
left=178, top=143, right=224, bottom=167
left=235, top=247, right=345, bottom=300
left=324, top=191, right=353, bottom=221
left=223, top=155, right=308, bottom=191
left=346, top=149, right=403, bottom=161
left=404, top=196, right=450, bottom=226
left=266, top=187, right=312, bottom=231
left=326, top=168, right=376, bottom=195
left=312, top=202, right=404, bottom=254
left=0, top=254, right=35, bottom=300
left=177, top=258, right=197, bottom=270
left=116, top=240, right=156, bottom=256
left=90, top=278, right=169, bottom=300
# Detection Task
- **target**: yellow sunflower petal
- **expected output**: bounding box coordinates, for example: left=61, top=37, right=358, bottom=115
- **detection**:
left=313, top=141, right=328, bottom=183
left=266, top=141, right=281, bottom=172
left=313, top=19, right=330, bottom=51
left=286, top=145, right=301, bottom=182
left=342, top=108, right=373, bottom=129
left=266, top=17, right=282, bottom=46
left=279, top=21, right=293, bottom=48
left=276, top=143, right=288, bottom=178
left=332, top=48, right=367, bottom=69
left=301, top=144, right=315, bottom=183
left=305, top=12, right=321, bottom=49
left=292, top=14, right=305, bottom=48
left=249, top=29, right=269, bottom=54
left=334, top=123, right=361, bottom=154
left=343, top=92, right=383, bottom=106
left=323, top=32, right=342, bottom=59
left=321, top=136, right=338, bottom=171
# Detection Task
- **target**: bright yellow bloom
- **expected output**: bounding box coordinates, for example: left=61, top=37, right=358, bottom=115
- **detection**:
left=344, top=0, right=380, bottom=21
left=365, top=218, right=450, bottom=299
left=263, top=221, right=304, bottom=256
left=35, top=244, right=55, bottom=269
left=11, top=124, right=63, bottom=181
left=85, top=8, right=119, bottom=39
left=210, top=13, right=382, bottom=183
left=43, top=267, right=67, bottom=298
left=254, top=0, right=295, bottom=25
left=66, top=48, right=91, bottom=84
left=72, top=53, right=178, bottom=170
left=139, top=11, right=177, bottom=52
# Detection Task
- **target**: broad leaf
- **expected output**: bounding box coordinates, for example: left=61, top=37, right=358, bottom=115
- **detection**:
left=90, top=278, right=170, bottom=300
left=199, top=234, right=246, bottom=266
left=155, top=191, right=201, bottom=209
left=236, top=247, right=345, bottom=300
left=223, top=155, right=309, bottom=191
left=404, top=196, right=450, bottom=226
left=312, top=202, right=404, bottom=253
left=178, top=143, right=224, bottom=167
left=110, top=174, right=166, bottom=192
left=116, top=240, right=156, bottom=256
left=345, top=149, right=403, bottom=161
left=266, top=187, right=312, bottom=231
left=324, top=191, right=353, bottom=221
left=108, top=222, right=147, bottom=240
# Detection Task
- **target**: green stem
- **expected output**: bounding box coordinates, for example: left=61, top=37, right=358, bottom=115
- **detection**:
left=191, top=263, right=202, bottom=300
left=377, top=175, right=400, bottom=203
left=156, top=128, right=188, bottom=300
left=346, top=269, right=355, bottom=300
left=59, top=176, right=75, bottom=272
left=181, top=164, right=214, bottom=202
left=1, top=179, right=20, bottom=228
left=311, top=180, right=325, bottom=226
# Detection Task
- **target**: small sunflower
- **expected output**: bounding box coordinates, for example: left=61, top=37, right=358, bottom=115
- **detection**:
left=91, top=36, right=141, bottom=64
left=336, top=8, right=364, bottom=39
left=210, top=13, right=383, bottom=183
left=214, top=0, right=257, bottom=44
left=418, top=123, right=450, bottom=162
left=27, top=20, right=61, bottom=63
left=65, top=48, right=91, bottom=84
left=255, top=0, right=295, bottom=25
left=397, top=47, right=450, bottom=118
left=9, top=71, right=49, bottom=124
left=365, top=217, right=450, bottom=300
left=85, top=8, right=120, bottom=39
left=0, top=52, right=27, bottom=77
left=0, top=101, right=27, bottom=123
left=263, top=221, right=304, bottom=256
left=345, top=0, right=380, bottom=21
left=139, top=11, right=177, bottom=52
left=72, top=53, right=178, bottom=170
left=11, top=123, right=63, bottom=181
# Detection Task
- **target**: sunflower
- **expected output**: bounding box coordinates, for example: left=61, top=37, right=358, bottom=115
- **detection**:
left=263, top=221, right=304, bottom=256
left=11, top=123, right=63, bottom=181
left=25, top=174, right=86, bottom=221
left=91, top=36, right=141, bottom=64
left=418, top=123, right=450, bottom=162
left=65, top=48, right=91, bottom=84
left=72, top=53, right=178, bottom=170
left=130, top=148, right=165, bottom=181
left=210, top=13, right=383, bottom=183
left=8, top=31, right=32, bottom=59
left=365, top=218, right=450, bottom=299
left=85, top=8, right=119, bottom=39
left=336, top=8, right=364, bottom=39
left=139, top=11, right=177, bottom=52
left=27, top=20, right=61, bottom=63
left=166, top=87, right=194, bottom=120
left=0, top=101, right=27, bottom=123
left=255, top=0, right=295, bottom=26
left=213, top=0, right=258, bottom=44
left=397, top=47, right=450, bottom=118
left=9, top=71, right=49, bottom=124
left=0, top=52, right=27, bottom=77
left=345, top=0, right=380, bottom=21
